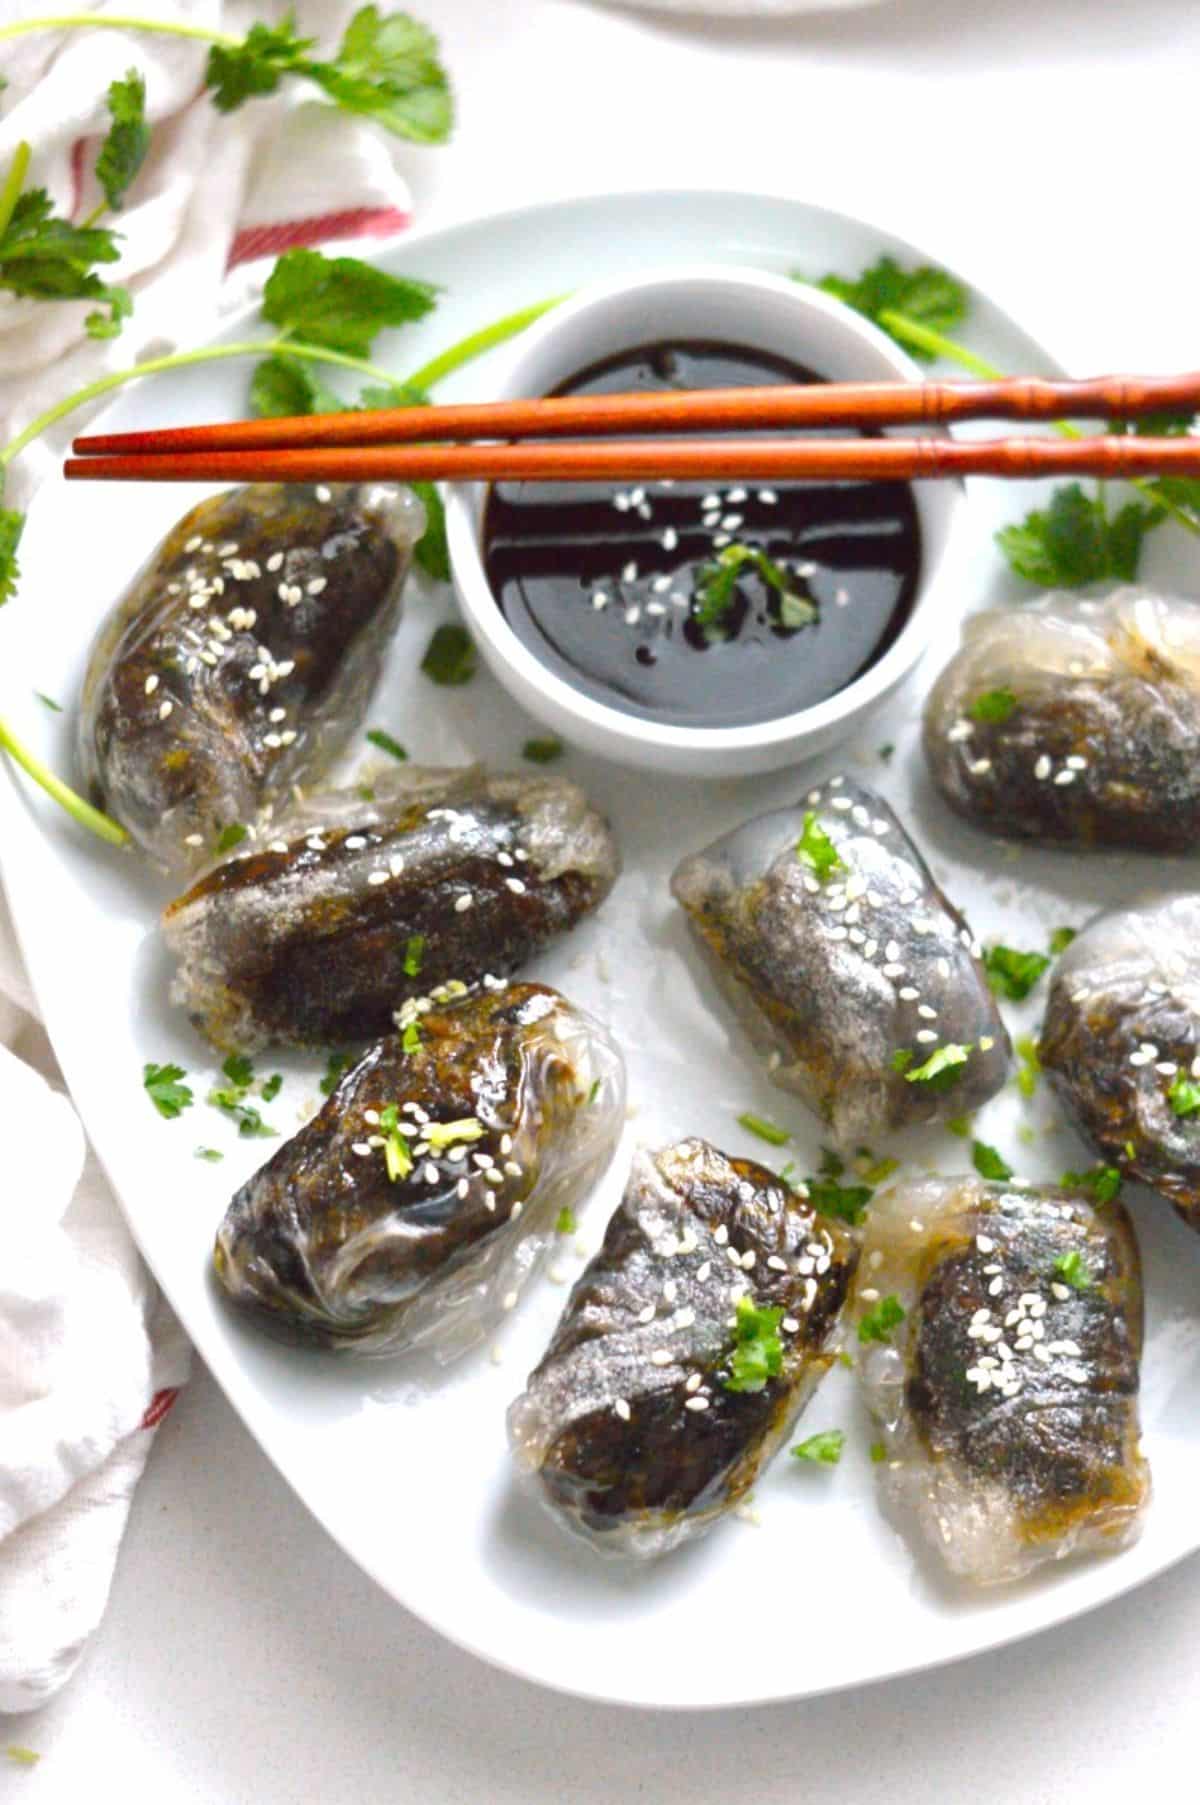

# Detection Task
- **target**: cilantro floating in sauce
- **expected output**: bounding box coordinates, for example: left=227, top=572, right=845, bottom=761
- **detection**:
left=1053, top=1249, right=1093, bottom=1290
left=969, top=687, right=1017, bottom=725
left=366, top=727, right=407, bottom=761
left=143, top=1062, right=192, bottom=1119
left=378, top=1103, right=412, bottom=1181
left=222, top=1052, right=254, bottom=1090
left=722, top=1296, right=785, bottom=1393
left=858, top=1295, right=906, bottom=1344
left=737, top=1112, right=791, bottom=1147
left=983, top=944, right=1050, bottom=1001
left=692, top=542, right=815, bottom=643
left=972, top=1139, right=1013, bottom=1181
left=946, top=1115, right=972, bottom=1139
left=791, top=1430, right=845, bottom=1466
left=795, top=810, right=843, bottom=881
left=209, top=1052, right=275, bottom=1137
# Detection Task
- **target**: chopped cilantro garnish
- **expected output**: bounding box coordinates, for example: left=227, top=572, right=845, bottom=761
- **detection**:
left=523, top=736, right=564, bottom=764
left=722, top=1296, right=785, bottom=1393
left=1053, top=1249, right=1092, bottom=1290
left=890, top=1049, right=913, bottom=1074
left=194, top=1147, right=224, bottom=1163
left=424, top=1117, right=483, bottom=1149
left=33, top=690, right=61, bottom=712
left=972, top=1139, right=1013, bottom=1181
left=837, top=1349, right=853, bottom=1369
left=1049, top=926, right=1077, bottom=956
left=5, top=1746, right=40, bottom=1767
left=260, top=1073, right=283, bottom=1103
left=96, top=68, right=149, bottom=211
left=858, top=1294, right=906, bottom=1344
left=904, top=1043, right=971, bottom=1090
left=857, top=1153, right=898, bottom=1185
left=1015, top=1035, right=1041, bottom=1099
left=869, top=1441, right=887, bottom=1464
left=214, top=822, right=248, bottom=856
left=946, top=1115, right=972, bottom=1139
left=143, top=1061, right=192, bottom=1119
left=555, top=1207, right=577, bottom=1236
left=366, top=727, right=407, bottom=761
left=378, top=1102, right=413, bottom=1181
left=1168, top=1073, right=1200, bottom=1117
left=421, top=622, right=476, bottom=685
left=969, top=687, right=1018, bottom=725
left=259, top=246, right=439, bottom=354
left=358, top=784, right=376, bottom=802
left=587, top=1077, right=601, bottom=1104
left=737, top=1112, right=791, bottom=1147
left=222, top=1052, right=254, bottom=1090
left=997, top=484, right=1162, bottom=588
left=983, top=943, right=1051, bottom=1001
left=403, top=933, right=425, bottom=977
left=819, top=1147, right=846, bottom=1178
left=319, top=1050, right=353, bottom=1096
left=401, top=1020, right=422, bottom=1054
left=1061, top=1164, right=1122, bottom=1205
left=812, top=256, right=968, bottom=358
left=877, top=743, right=895, bottom=764
left=808, top=1178, right=873, bottom=1226
left=208, top=1089, right=276, bottom=1138
left=693, top=542, right=816, bottom=641
left=795, top=810, right=843, bottom=881
left=791, top=1429, right=845, bottom=1466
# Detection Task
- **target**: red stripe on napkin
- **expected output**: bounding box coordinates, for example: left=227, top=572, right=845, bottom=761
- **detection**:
left=140, top=1388, right=180, bottom=1431
left=226, top=206, right=412, bottom=269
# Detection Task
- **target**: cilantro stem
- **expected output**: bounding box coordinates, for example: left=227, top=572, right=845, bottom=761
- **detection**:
left=0, top=714, right=128, bottom=846
left=0, top=15, right=238, bottom=48
left=0, top=143, right=31, bottom=245
left=404, top=296, right=568, bottom=392
left=0, top=337, right=403, bottom=470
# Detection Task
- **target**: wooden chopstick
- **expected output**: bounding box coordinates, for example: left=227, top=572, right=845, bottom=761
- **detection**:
left=70, top=371, right=1200, bottom=458
left=62, top=435, right=1200, bottom=486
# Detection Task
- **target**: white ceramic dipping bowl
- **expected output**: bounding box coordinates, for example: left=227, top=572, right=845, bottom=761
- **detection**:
left=446, top=266, right=968, bottom=776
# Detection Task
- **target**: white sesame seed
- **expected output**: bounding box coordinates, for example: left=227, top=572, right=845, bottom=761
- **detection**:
left=976, top=1235, right=995, bottom=1252
left=158, top=700, right=173, bottom=720
left=1034, top=755, right=1052, bottom=780
left=615, top=1398, right=631, bottom=1420
left=144, top=674, right=160, bottom=695
left=316, top=485, right=332, bottom=503
left=685, top=1396, right=710, bottom=1412
left=505, top=877, right=526, bottom=894
left=1054, top=769, right=1077, bottom=786
left=758, top=488, right=777, bottom=503
left=454, top=894, right=473, bottom=913
left=916, top=1029, right=938, bottom=1043
left=650, top=1349, right=671, bottom=1367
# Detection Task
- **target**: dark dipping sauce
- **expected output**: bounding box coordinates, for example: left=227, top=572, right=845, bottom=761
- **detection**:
left=483, top=340, right=923, bottom=728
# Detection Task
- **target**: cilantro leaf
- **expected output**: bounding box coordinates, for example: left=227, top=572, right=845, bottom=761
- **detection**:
left=554, top=1207, right=577, bottom=1236
left=904, top=1043, right=971, bottom=1090
left=946, top=1115, right=971, bottom=1138
left=421, top=622, right=475, bottom=685
left=737, top=1111, right=791, bottom=1147
left=996, top=484, right=1163, bottom=588
left=208, top=1088, right=276, bottom=1138
left=693, top=541, right=815, bottom=641
left=858, top=1295, right=906, bottom=1344
left=1015, top=1034, right=1041, bottom=1099
left=401, top=1019, right=422, bottom=1053
left=222, top=1052, right=254, bottom=1091
left=260, top=1073, right=283, bottom=1103
left=214, top=822, right=248, bottom=856
left=972, top=1139, right=1013, bottom=1182
left=195, top=1146, right=224, bottom=1163
left=523, top=736, right=564, bottom=765
left=0, top=507, right=25, bottom=606
left=1053, top=1249, right=1092, bottom=1290
left=795, top=810, right=843, bottom=881
left=375, top=1102, right=412, bottom=1180
left=1049, top=926, right=1077, bottom=956
left=403, top=933, right=424, bottom=977
left=306, top=7, right=454, bottom=145
left=869, top=1441, right=887, bottom=1464
left=877, top=743, right=895, bottom=763
left=261, top=247, right=438, bottom=356
left=205, top=16, right=316, bottom=110
left=791, top=1429, right=845, bottom=1466
left=366, top=727, right=407, bottom=761
left=319, top=1050, right=354, bottom=1096
left=34, top=691, right=61, bottom=712
left=0, top=186, right=128, bottom=336
left=890, top=1049, right=913, bottom=1074
left=969, top=687, right=1017, bottom=725
left=143, top=1061, right=192, bottom=1119
left=983, top=943, right=1051, bottom=1002
left=812, top=256, right=968, bottom=359
left=95, top=69, right=149, bottom=211
left=722, top=1295, right=785, bottom=1393
left=1168, top=1074, right=1200, bottom=1117
left=1059, top=1165, right=1122, bottom=1206
left=249, top=353, right=348, bottom=419
left=807, top=1178, right=873, bottom=1226
left=409, top=479, right=449, bottom=580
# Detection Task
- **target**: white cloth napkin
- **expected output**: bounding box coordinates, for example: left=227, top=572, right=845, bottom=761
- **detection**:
left=0, top=0, right=417, bottom=1713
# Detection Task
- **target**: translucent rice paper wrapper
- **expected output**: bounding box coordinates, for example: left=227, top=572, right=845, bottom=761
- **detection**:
left=161, top=763, right=620, bottom=1052
left=923, top=585, right=1200, bottom=851
left=508, top=1138, right=857, bottom=1559
left=670, top=773, right=1010, bottom=1146
left=857, top=1175, right=1150, bottom=1586
left=78, top=481, right=424, bottom=872
left=1041, top=892, right=1200, bottom=1232
left=213, top=983, right=625, bottom=1361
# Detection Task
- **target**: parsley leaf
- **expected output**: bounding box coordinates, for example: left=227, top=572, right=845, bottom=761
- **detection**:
left=903, top=1043, right=971, bottom=1090
left=1168, top=1074, right=1200, bottom=1117
left=791, top=1429, right=845, bottom=1466
left=1049, top=926, right=1077, bottom=956
left=693, top=541, right=815, bottom=641
left=968, top=687, right=1017, bottom=725
left=972, top=1139, right=1013, bottom=1181
left=983, top=943, right=1051, bottom=1001
left=143, top=1061, right=192, bottom=1119
left=421, top=622, right=475, bottom=685
left=378, top=1102, right=413, bottom=1181
left=1060, top=1164, right=1122, bottom=1205
left=0, top=506, right=25, bottom=606
left=996, top=484, right=1162, bottom=588
left=807, top=1178, right=873, bottom=1226
left=261, top=247, right=438, bottom=356
left=554, top=1207, right=577, bottom=1236
left=0, top=185, right=129, bottom=338
left=722, top=1296, right=785, bottom=1393
left=95, top=69, right=149, bottom=211
left=795, top=810, right=843, bottom=881
left=1053, top=1249, right=1092, bottom=1290
left=403, top=934, right=424, bottom=977
left=523, top=736, right=564, bottom=764
left=812, top=256, right=968, bottom=359
left=319, top=1050, right=354, bottom=1096
left=304, top=7, right=455, bottom=145
left=858, top=1294, right=906, bottom=1344
left=737, top=1111, right=791, bottom=1147
left=366, top=727, right=408, bottom=761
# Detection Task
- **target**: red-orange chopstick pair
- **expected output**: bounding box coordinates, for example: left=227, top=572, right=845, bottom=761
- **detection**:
left=66, top=370, right=1200, bottom=486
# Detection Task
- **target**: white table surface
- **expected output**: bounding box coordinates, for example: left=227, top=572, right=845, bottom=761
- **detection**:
left=9, top=0, right=1200, bottom=1796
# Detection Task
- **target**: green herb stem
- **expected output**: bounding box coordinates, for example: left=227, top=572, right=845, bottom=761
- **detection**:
left=0, top=713, right=128, bottom=845
left=404, top=295, right=567, bottom=391
left=0, top=143, right=32, bottom=245
left=0, top=14, right=238, bottom=48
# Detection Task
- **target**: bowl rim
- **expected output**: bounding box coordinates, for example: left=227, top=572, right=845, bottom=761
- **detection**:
left=444, top=262, right=969, bottom=755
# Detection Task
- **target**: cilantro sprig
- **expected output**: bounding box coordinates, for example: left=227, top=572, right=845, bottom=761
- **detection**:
left=0, top=148, right=129, bottom=340
left=692, top=542, right=816, bottom=642
left=791, top=1430, right=845, bottom=1466
left=721, top=1296, right=785, bottom=1393
left=143, top=1061, right=193, bottom=1119
left=208, top=1051, right=276, bottom=1138
left=983, top=944, right=1051, bottom=1002
left=95, top=70, right=150, bottom=212
left=995, top=484, right=1162, bottom=589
